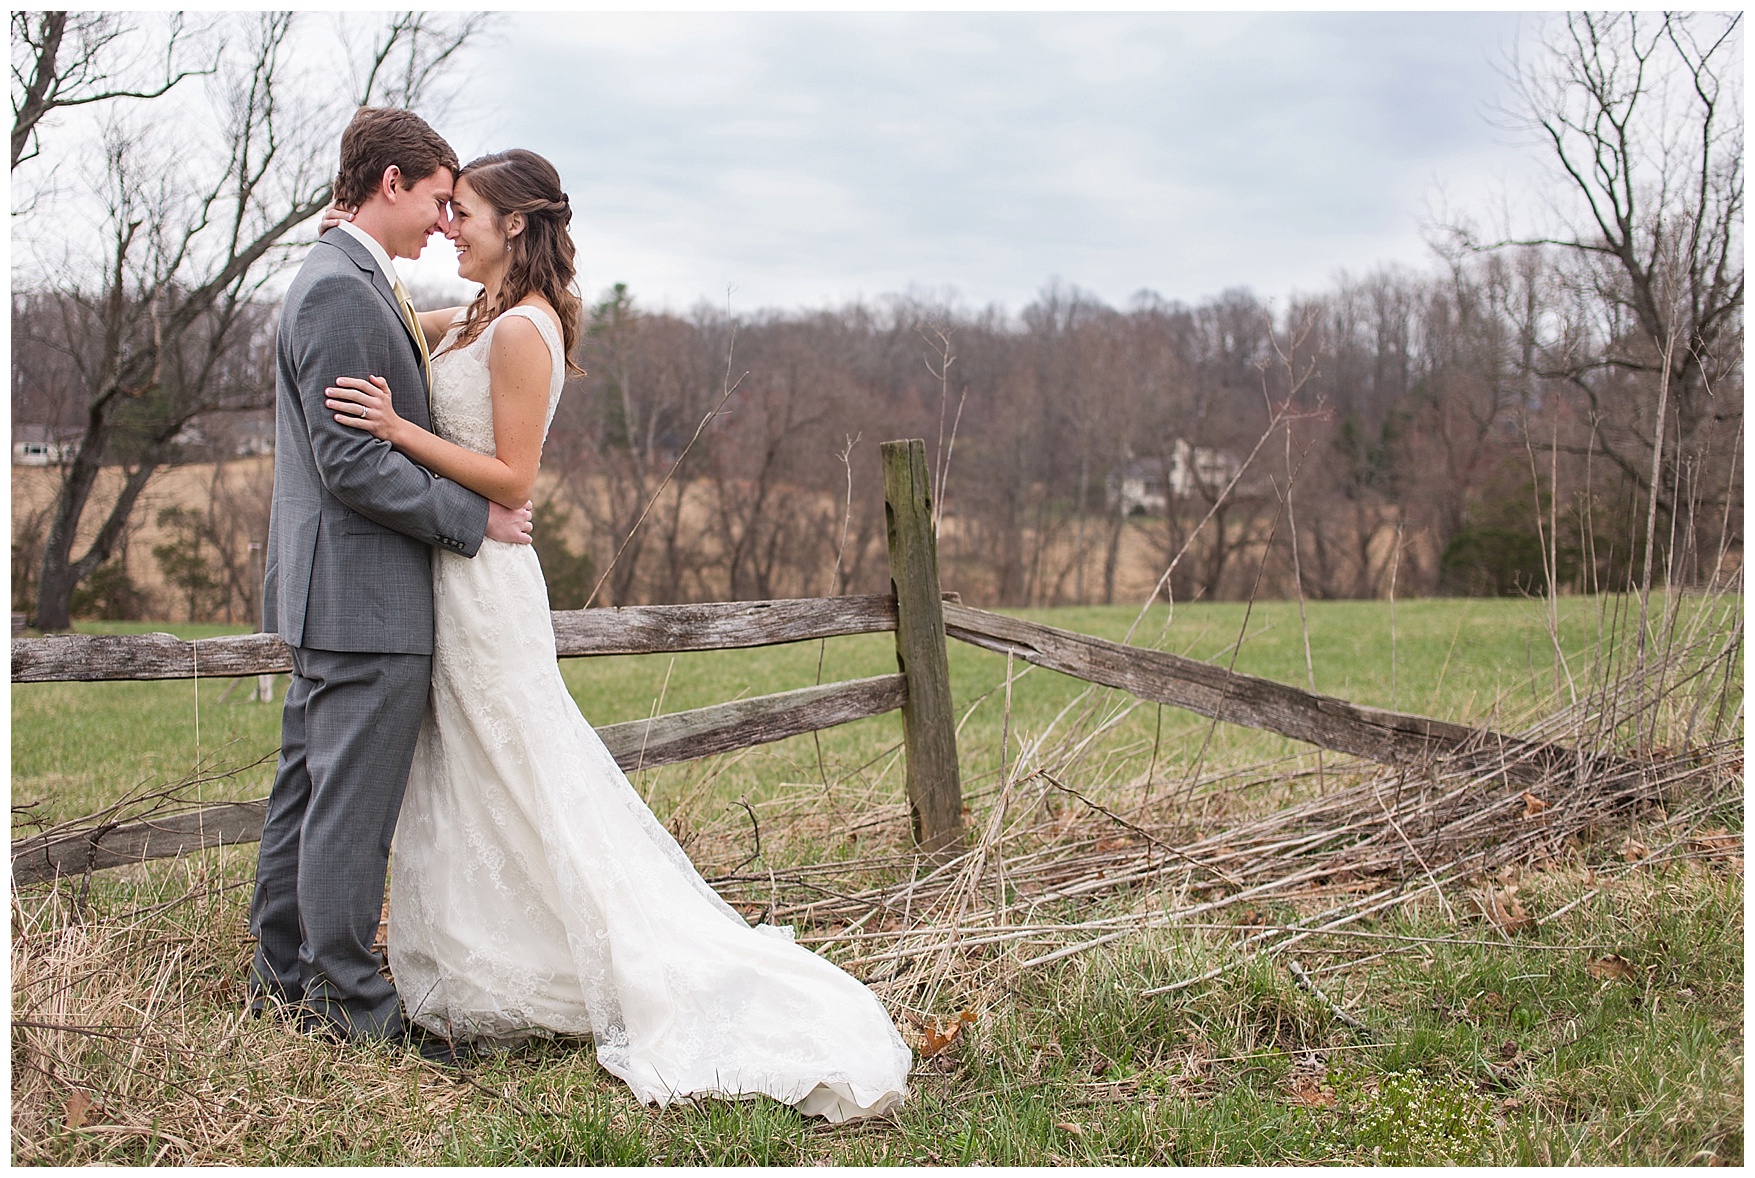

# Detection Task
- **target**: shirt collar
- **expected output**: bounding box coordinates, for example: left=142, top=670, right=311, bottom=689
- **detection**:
left=337, top=220, right=401, bottom=286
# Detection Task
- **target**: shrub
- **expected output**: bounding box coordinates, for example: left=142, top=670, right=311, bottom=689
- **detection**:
left=1440, top=526, right=1554, bottom=596
left=69, top=559, right=147, bottom=621
left=152, top=506, right=226, bottom=620
left=532, top=499, right=596, bottom=610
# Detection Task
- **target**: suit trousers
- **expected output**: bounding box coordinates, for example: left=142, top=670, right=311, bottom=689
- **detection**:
left=248, top=645, right=431, bottom=1040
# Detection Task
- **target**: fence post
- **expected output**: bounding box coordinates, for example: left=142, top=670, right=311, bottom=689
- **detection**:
left=881, top=438, right=963, bottom=854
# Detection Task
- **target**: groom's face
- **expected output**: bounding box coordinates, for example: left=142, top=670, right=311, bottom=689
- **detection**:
left=385, top=167, right=456, bottom=260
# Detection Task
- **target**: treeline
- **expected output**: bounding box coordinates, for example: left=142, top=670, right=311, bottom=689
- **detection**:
left=543, top=251, right=1740, bottom=609
left=13, top=245, right=1742, bottom=620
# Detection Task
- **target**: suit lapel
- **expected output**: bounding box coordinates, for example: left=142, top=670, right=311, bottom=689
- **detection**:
left=321, top=228, right=426, bottom=362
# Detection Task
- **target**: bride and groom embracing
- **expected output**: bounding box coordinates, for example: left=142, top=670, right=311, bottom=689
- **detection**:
left=250, top=106, right=911, bottom=1122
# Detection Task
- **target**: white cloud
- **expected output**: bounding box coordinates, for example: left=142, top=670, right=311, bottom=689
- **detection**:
left=403, top=11, right=1544, bottom=314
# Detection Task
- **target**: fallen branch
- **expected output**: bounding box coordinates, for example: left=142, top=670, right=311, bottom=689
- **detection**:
left=1288, top=959, right=1375, bottom=1034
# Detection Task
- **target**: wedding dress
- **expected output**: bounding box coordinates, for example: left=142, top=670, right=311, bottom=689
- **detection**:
left=386, top=306, right=912, bottom=1121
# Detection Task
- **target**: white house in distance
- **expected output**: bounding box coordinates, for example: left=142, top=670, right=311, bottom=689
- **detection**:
left=12, top=424, right=80, bottom=466
left=1107, top=440, right=1242, bottom=514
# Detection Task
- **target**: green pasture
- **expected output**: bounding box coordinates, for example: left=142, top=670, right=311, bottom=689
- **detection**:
left=11, top=593, right=1698, bottom=830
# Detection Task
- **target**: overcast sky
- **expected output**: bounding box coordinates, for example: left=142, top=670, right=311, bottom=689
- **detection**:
left=402, top=11, right=1545, bottom=315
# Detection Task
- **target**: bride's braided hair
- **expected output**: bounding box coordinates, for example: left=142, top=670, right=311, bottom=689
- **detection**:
left=437, top=148, right=584, bottom=375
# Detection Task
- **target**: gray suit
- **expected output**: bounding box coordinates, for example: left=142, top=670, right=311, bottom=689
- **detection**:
left=251, top=228, right=489, bottom=1040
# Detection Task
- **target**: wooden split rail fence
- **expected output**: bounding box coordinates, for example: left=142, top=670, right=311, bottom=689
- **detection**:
left=12, top=439, right=1572, bottom=887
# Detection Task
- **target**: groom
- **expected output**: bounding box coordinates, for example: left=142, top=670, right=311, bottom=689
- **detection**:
left=251, top=107, right=532, bottom=1049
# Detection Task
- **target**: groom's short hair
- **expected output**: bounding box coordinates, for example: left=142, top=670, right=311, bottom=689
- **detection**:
left=334, top=107, right=460, bottom=209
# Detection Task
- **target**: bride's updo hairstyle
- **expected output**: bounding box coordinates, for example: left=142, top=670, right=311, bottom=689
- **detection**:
left=440, top=148, right=584, bottom=374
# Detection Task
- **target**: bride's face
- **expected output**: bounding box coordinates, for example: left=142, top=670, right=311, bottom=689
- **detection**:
left=447, top=176, right=520, bottom=286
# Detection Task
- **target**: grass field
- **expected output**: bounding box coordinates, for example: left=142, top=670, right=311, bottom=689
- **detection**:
left=10, top=594, right=1743, bottom=1164
left=12, top=595, right=1657, bottom=825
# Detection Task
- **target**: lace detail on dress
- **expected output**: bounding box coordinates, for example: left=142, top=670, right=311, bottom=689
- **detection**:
left=387, top=307, right=910, bottom=1122
left=428, top=305, right=565, bottom=457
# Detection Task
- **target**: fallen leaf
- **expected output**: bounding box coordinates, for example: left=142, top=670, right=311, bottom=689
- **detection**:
left=1500, top=1039, right=1519, bottom=1060
left=1689, top=827, right=1741, bottom=861
left=919, top=1025, right=956, bottom=1057
left=920, top=1010, right=978, bottom=1058
left=1521, top=792, right=1549, bottom=818
left=1286, top=1078, right=1335, bottom=1107
left=64, top=1091, right=95, bottom=1130
left=1619, top=838, right=1649, bottom=862
left=1472, top=885, right=1535, bottom=933
left=1055, top=1121, right=1086, bottom=1137
left=1586, top=953, right=1637, bottom=981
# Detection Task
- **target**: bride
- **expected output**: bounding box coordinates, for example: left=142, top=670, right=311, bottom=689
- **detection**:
left=319, top=149, right=911, bottom=1122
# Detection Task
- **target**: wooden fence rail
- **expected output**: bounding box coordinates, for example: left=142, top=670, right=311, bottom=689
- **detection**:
left=10, top=673, right=907, bottom=886
left=943, top=606, right=1568, bottom=783
left=11, top=595, right=903, bottom=683
left=11, top=441, right=1584, bottom=886
left=12, top=596, right=1580, bottom=883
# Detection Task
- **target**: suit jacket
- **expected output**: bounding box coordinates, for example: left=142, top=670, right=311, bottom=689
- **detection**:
left=263, top=227, right=489, bottom=654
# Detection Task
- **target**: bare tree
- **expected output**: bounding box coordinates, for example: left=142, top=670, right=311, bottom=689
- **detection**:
left=1480, top=12, right=1743, bottom=577
left=11, top=10, right=213, bottom=172
left=551, top=285, right=727, bottom=604
left=17, top=12, right=489, bottom=630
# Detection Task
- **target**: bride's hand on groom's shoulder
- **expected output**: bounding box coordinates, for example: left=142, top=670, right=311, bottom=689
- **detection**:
left=318, top=201, right=356, bottom=236
left=326, top=375, right=405, bottom=444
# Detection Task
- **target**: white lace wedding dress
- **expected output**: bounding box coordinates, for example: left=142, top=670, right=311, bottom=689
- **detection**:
left=386, top=306, right=912, bottom=1121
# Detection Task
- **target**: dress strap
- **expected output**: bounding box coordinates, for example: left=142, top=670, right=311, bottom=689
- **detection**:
left=495, top=305, right=565, bottom=362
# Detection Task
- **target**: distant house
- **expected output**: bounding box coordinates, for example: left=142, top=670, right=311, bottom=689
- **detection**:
left=1107, top=441, right=1242, bottom=514
left=12, top=425, right=79, bottom=466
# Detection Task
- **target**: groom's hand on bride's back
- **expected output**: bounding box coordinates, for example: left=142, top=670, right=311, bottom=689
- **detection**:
left=486, top=499, right=535, bottom=545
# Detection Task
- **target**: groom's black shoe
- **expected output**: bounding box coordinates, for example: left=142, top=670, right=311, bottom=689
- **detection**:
left=404, top=1024, right=474, bottom=1070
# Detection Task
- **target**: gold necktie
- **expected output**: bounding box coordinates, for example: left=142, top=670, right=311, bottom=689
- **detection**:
left=391, top=274, right=432, bottom=394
